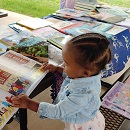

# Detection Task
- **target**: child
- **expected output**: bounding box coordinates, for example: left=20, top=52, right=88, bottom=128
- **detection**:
left=60, top=0, right=98, bottom=9
left=9, top=33, right=111, bottom=130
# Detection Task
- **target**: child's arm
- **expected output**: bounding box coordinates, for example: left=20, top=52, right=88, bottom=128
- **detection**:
left=9, top=94, right=40, bottom=112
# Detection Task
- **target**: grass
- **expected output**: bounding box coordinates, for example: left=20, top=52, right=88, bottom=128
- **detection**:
left=0, top=0, right=60, bottom=17
left=0, top=0, right=129, bottom=17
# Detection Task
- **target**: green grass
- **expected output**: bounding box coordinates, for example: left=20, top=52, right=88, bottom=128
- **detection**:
left=99, top=0, right=130, bottom=8
left=0, top=0, right=60, bottom=17
left=0, top=0, right=129, bottom=17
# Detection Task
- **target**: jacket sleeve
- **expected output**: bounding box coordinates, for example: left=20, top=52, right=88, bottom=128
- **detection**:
left=37, top=91, right=99, bottom=120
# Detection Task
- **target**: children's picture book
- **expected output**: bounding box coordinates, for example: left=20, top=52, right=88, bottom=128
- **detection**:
left=101, top=81, right=130, bottom=119
left=0, top=50, right=47, bottom=129
left=32, top=26, right=66, bottom=40
left=64, top=24, right=92, bottom=36
left=17, top=18, right=53, bottom=30
left=48, top=35, right=73, bottom=49
left=105, top=25, right=127, bottom=35
left=0, top=30, right=34, bottom=48
left=93, top=22, right=113, bottom=32
left=0, top=25, right=17, bottom=39
left=50, top=21, right=77, bottom=31
left=10, top=36, right=48, bottom=63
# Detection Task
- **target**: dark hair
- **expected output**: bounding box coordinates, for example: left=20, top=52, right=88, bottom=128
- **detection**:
left=67, top=33, right=111, bottom=74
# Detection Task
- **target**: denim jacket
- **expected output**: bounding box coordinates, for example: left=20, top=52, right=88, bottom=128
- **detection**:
left=37, top=74, right=101, bottom=124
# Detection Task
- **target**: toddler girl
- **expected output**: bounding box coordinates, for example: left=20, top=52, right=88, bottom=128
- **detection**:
left=10, top=33, right=111, bottom=130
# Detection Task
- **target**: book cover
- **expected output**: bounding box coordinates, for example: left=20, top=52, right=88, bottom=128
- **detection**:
left=74, top=0, right=97, bottom=11
left=93, top=22, right=113, bottom=32
left=0, top=30, right=34, bottom=47
left=50, top=21, right=77, bottom=31
left=17, top=18, right=53, bottom=30
left=106, top=25, right=127, bottom=35
left=103, top=15, right=126, bottom=24
left=32, top=26, right=66, bottom=40
left=48, top=35, right=73, bottom=49
left=90, top=12, right=115, bottom=21
left=64, top=24, right=92, bottom=36
left=102, top=81, right=130, bottom=119
left=10, top=36, right=48, bottom=63
left=0, top=50, right=47, bottom=129
left=9, top=23, right=30, bottom=33
left=45, top=17, right=64, bottom=24
left=0, top=25, right=17, bottom=39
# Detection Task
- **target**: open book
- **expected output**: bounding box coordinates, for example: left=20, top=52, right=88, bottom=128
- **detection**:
left=0, top=50, right=47, bottom=129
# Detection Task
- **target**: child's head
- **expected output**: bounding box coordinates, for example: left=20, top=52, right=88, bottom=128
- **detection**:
left=62, top=33, right=111, bottom=78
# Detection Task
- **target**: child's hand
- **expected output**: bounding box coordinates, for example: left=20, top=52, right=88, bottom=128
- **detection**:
left=41, top=63, right=57, bottom=73
left=7, top=94, right=31, bottom=108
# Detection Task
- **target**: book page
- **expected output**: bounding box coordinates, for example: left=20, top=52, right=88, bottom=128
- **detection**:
left=0, top=89, right=18, bottom=129
left=0, top=50, right=47, bottom=129
left=0, top=50, right=47, bottom=95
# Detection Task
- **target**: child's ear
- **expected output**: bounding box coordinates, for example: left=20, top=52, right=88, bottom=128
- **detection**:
left=83, top=70, right=91, bottom=77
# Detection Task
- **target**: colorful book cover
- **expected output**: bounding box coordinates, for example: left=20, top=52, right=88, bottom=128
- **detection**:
left=102, top=81, right=130, bottom=119
left=0, top=30, right=34, bottom=47
left=0, top=50, right=46, bottom=129
left=48, top=35, right=73, bottom=49
left=50, top=21, right=77, bottom=31
left=64, top=24, right=92, bottom=36
left=32, top=26, right=66, bottom=40
left=10, top=36, right=48, bottom=63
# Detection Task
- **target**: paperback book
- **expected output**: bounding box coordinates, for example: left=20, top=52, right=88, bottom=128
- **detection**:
left=0, top=50, right=47, bottom=129
left=17, top=18, right=53, bottom=30
left=101, top=81, right=130, bottom=119
left=10, top=36, right=48, bottom=63
left=48, top=35, right=73, bottom=49
left=0, top=30, right=34, bottom=48
left=74, top=0, right=97, bottom=11
left=32, top=26, right=66, bottom=41
left=64, top=24, right=93, bottom=36
left=50, top=21, right=77, bottom=32
left=90, top=12, right=125, bottom=24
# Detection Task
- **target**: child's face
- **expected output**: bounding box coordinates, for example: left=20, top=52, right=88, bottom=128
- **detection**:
left=62, top=44, right=85, bottom=78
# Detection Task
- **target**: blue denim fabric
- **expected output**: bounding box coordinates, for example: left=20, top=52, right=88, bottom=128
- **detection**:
left=37, top=74, right=101, bottom=124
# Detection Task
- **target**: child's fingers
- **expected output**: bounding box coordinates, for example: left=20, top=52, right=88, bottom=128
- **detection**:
left=6, top=96, right=13, bottom=103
